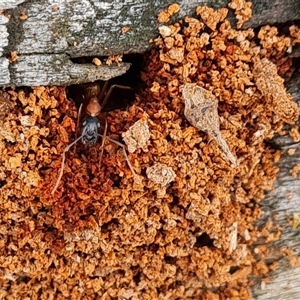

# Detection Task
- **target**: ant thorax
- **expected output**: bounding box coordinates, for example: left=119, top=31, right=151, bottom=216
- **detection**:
left=81, top=116, right=101, bottom=145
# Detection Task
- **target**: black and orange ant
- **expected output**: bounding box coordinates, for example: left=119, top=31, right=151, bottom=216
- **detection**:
left=51, top=81, right=136, bottom=194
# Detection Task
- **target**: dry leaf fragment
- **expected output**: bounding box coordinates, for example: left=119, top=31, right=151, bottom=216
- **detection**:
left=182, top=83, right=237, bottom=166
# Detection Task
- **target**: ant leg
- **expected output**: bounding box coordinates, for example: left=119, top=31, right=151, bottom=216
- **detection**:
left=97, top=133, right=136, bottom=176
left=98, top=80, right=109, bottom=104
left=75, top=103, right=83, bottom=152
left=51, top=133, right=84, bottom=195
left=98, top=114, right=108, bottom=168
left=100, top=84, right=133, bottom=109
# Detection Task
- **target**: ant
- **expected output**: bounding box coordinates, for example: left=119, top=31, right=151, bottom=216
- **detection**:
left=51, top=81, right=136, bottom=195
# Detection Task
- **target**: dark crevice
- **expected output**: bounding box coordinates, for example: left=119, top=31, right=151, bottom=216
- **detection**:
left=16, top=275, right=31, bottom=284
left=229, top=266, right=239, bottom=274
left=0, top=180, right=7, bottom=188
left=164, top=255, right=176, bottom=264
left=101, top=218, right=119, bottom=232
left=194, top=233, right=215, bottom=248
left=67, top=53, right=144, bottom=112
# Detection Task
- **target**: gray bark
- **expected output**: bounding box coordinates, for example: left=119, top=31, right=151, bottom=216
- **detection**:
left=9, top=54, right=131, bottom=86
left=250, top=74, right=300, bottom=299
left=0, top=0, right=300, bottom=86
left=0, top=0, right=26, bottom=10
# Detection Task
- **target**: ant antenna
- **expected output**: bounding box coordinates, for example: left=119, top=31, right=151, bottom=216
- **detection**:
left=51, top=133, right=84, bottom=195
left=74, top=103, right=83, bottom=152
left=98, top=117, right=108, bottom=168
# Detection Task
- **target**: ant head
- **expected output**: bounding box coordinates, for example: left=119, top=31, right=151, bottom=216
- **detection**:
left=81, top=116, right=101, bottom=145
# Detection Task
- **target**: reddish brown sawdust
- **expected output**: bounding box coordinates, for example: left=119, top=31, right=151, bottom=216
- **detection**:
left=106, top=54, right=123, bottom=66
left=8, top=51, right=18, bottom=63
left=121, top=26, right=131, bottom=34
left=19, top=11, right=28, bottom=21
left=157, top=3, right=181, bottom=23
left=1, top=3, right=300, bottom=300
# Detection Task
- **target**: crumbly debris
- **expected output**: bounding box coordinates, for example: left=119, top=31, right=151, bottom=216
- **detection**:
left=290, top=163, right=300, bottom=178
left=289, top=25, right=300, bottom=43
left=196, top=6, right=228, bottom=31
left=122, top=118, right=150, bottom=153
left=121, top=26, right=130, bottom=34
left=288, top=148, right=296, bottom=155
left=9, top=51, right=18, bottom=63
left=106, top=54, right=123, bottom=66
left=253, top=58, right=299, bottom=124
left=228, top=0, right=252, bottom=29
left=146, top=163, right=176, bottom=186
left=289, top=255, right=300, bottom=268
left=158, top=25, right=172, bottom=38
left=157, top=3, right=180, bottom=23
left=228, top=221, right=238, bottom=252
left=19, top=11, right=28, bottom=21
left=92, top=57, right=101, bottom=66
left=289, top=126, right=300, bottom=142
left=0, top=90, right=11, bottom=118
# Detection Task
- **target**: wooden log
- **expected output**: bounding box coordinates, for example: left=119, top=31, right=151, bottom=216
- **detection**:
left=0, top=0, right=300, bottom=86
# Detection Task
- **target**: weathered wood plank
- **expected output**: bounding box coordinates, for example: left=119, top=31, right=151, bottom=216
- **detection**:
left=251, top=74, right=300, bottom=299
left=253, top=266, right=300, bottom=299
left=4, top=0, right=300, bottom=57
left=0, top=14, right=9, bottom=57
left=247, top=1, right=300, bottom=28
left=0, top=0, right=26, bottom=10
left=1, top=0, right=300, bottom=86
left=9, top=54, right=131, bottom=86
left=0, top=58, right=9, bottom=85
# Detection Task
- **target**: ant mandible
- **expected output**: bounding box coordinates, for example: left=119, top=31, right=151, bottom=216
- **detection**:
left=51, top=81, right=136, bottom=195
